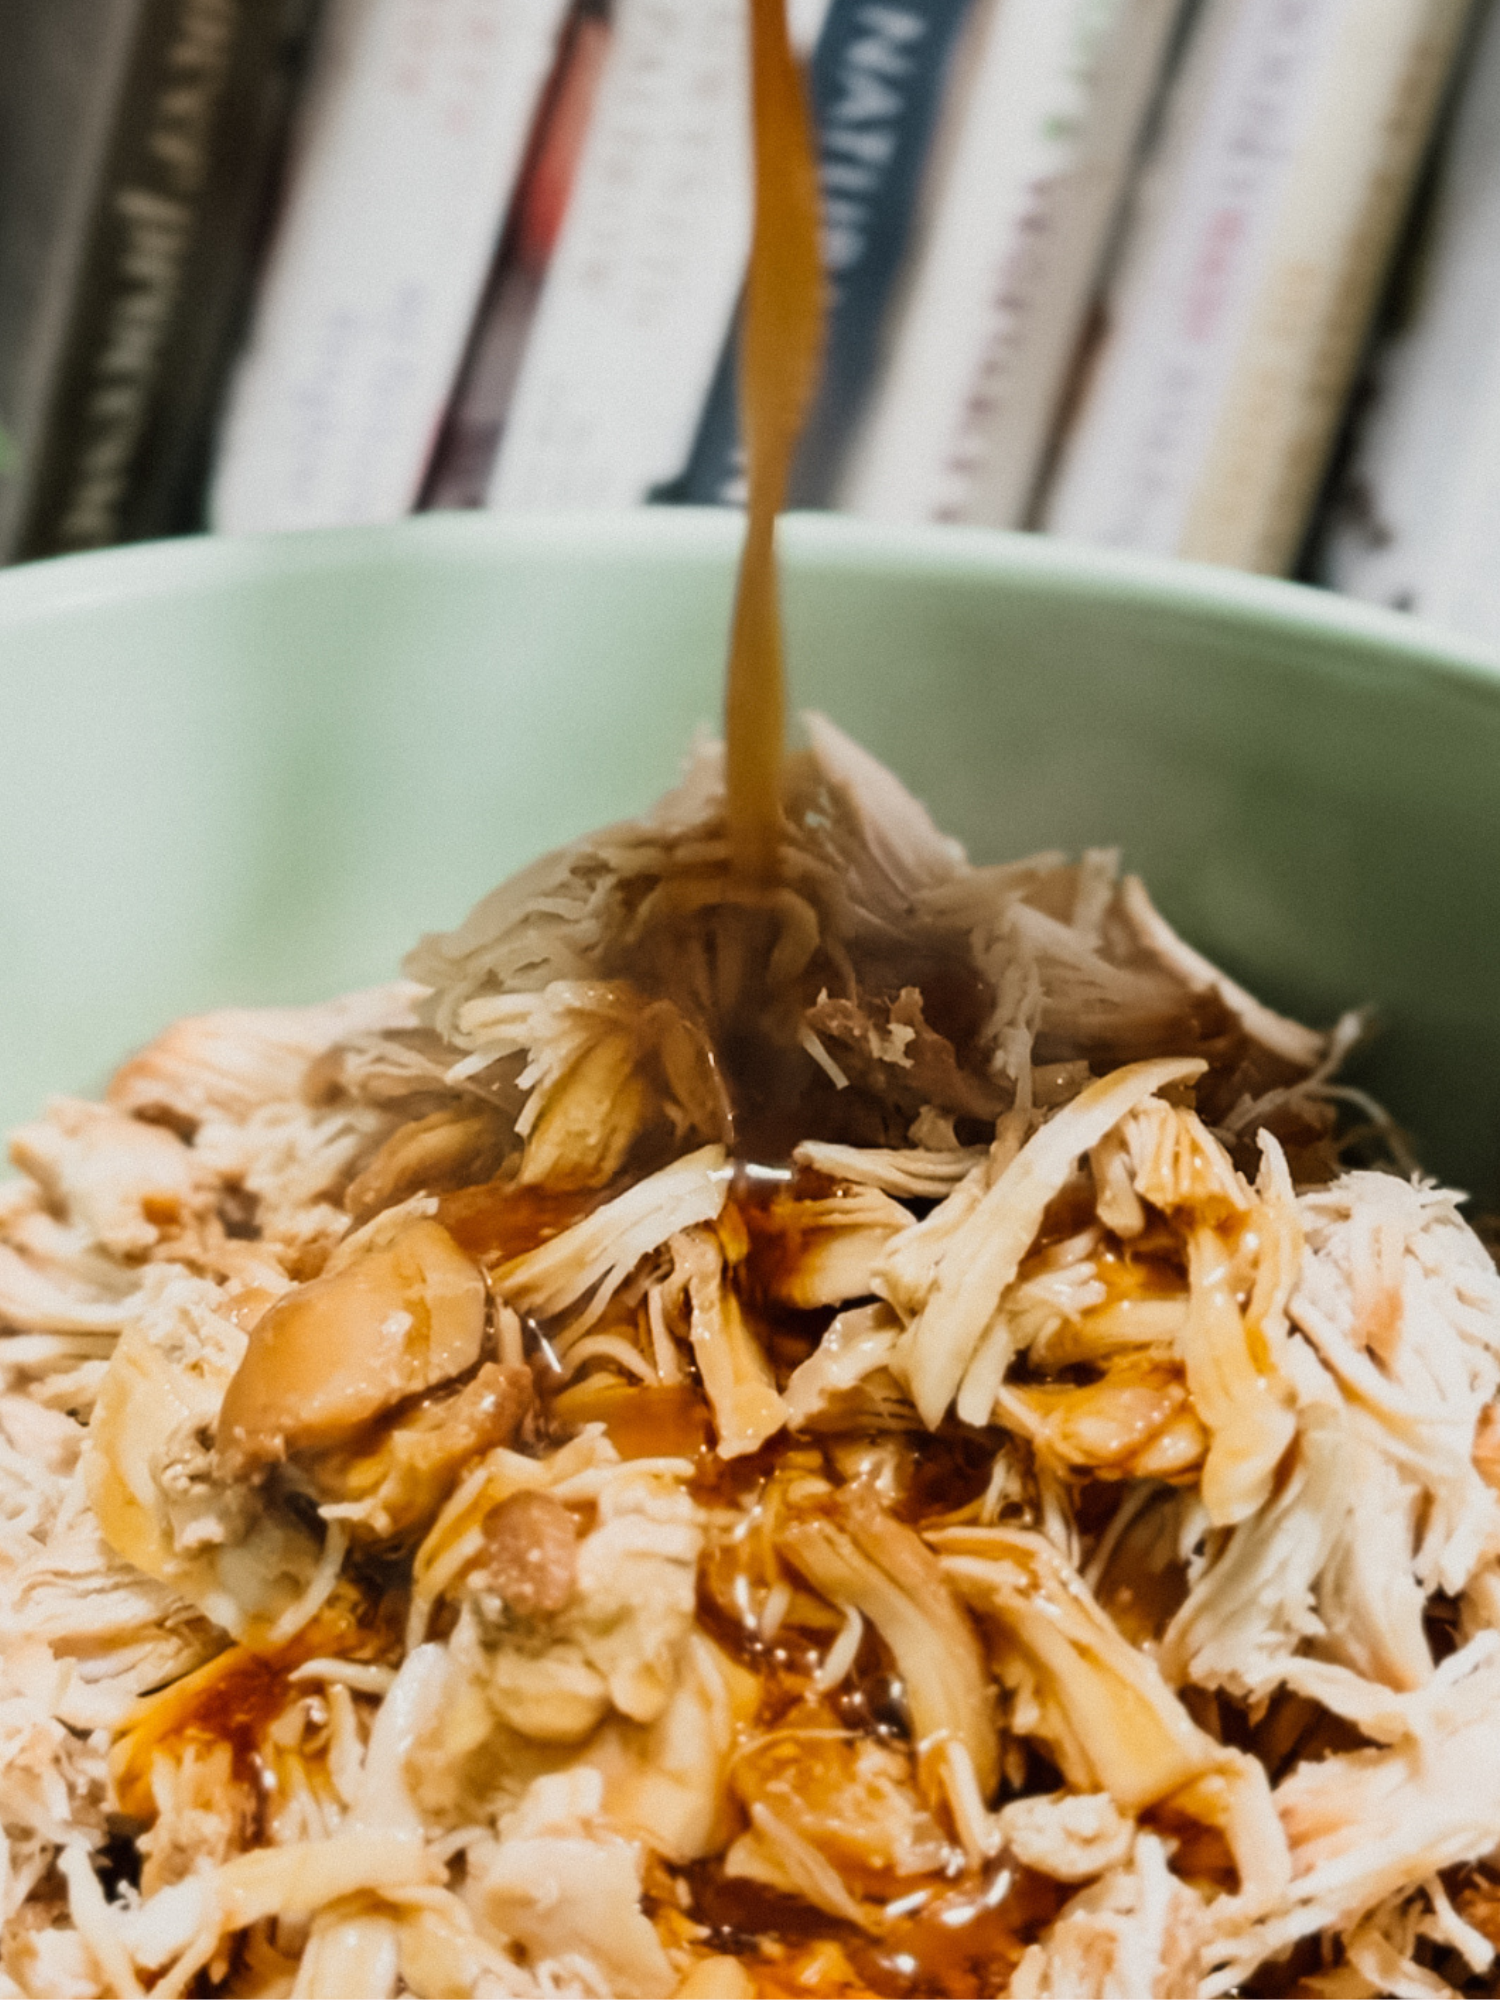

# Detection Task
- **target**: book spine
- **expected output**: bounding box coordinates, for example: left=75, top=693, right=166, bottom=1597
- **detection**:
left=422, top=0, right=612, bottom=511
left=838, top=0, right=1186, bottom=529
left=1317, top=0, right=1500, bottom=631
left=484, top=0, right=753, bottom=511
left=9, top=0, right=314, bottom=560
left=0, top=1, right=141, bottom=560
left=125, top=0, right=321, bottom=540
left=1415, top=379, right=1500, bottom=641
left=669, top=0, right=980, bottom=511
left=1041, top=0, right=1472, bottom=576
left=486, top=0, right=830, bottom=511
left=210, top=0, right=571, bottom=533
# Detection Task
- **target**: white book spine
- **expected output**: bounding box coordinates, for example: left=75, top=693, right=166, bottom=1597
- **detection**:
left=1321, top=1, right=1500, bottom=637
left=1421, top=373, right=1500, bottom=642
left=840, top=0, right=1185, bottom=529
left=210, top=0, right=570, bottom=534
left=1043, top=0, right=1471, bottom=574
left=487, top=0, right=830, bottom=512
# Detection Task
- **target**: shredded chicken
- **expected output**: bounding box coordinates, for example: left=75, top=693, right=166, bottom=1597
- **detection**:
left=4, top=722, right=1493, bottom=1999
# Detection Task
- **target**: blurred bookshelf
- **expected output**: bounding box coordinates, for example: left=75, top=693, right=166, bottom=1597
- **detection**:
left=3, top=0, right=1499, bottom=647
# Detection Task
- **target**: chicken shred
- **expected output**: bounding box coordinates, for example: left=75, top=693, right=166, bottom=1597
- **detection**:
left=2, top=723, right=1494, bottom=1998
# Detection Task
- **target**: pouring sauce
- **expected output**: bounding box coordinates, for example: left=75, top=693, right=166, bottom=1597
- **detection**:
left=652, top=36, right=1053, bottom=1988
left=664, top=28, right=1067, bottom=1989
left=122, top=14, right=1054, bottom=1993
left=723, top=0, right=825, bottom=884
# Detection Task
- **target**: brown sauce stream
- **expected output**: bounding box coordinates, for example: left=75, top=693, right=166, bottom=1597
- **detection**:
left=724, top=0, right=824, bottom=882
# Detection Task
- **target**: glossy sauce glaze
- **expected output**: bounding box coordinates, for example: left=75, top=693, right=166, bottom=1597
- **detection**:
left=438, top=1177, right=607, bottom=1264
left=682, top=1366, right=1068, bottom=1991
left=110, top=1591, right=402, bottom=1827
left=687, top=1853, right=1066, bottom=1998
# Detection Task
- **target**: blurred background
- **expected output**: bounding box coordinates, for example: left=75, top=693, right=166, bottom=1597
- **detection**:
left=4, top=0, right=1500, bottom=642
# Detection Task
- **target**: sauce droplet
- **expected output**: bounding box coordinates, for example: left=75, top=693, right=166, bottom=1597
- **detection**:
left=725, top=0, right=826, bottom=884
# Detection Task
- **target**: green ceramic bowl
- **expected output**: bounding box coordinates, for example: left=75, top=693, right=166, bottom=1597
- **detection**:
left=3, top=510, right=1499, bottom=1196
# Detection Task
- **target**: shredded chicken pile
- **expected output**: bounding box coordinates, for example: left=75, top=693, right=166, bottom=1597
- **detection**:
left=5, top=718, right=1500, bottom=1999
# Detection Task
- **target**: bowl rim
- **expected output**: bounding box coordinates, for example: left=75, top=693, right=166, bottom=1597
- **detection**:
left=3, top=507, right=1499, bottom=696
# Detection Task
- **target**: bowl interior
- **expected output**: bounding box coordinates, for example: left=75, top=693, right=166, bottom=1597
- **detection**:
left=4, top=509, right=1499, bottom=1198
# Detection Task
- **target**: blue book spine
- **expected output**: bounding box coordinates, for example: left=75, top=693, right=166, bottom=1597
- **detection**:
left=654, top=0, right=976, bottom=508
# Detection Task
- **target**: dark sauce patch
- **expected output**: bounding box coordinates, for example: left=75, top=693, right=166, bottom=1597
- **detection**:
left=829, top=1634, right=911, bottom=1742
left=113, top=1646, right=299, bottom=1815
left=553, top=1377, right=716, bottom=1462
left=95, top=1824, right=145, bottom=1901
left=895, top=1430, right=997, bottom=1527
left=217, top=1183, right=261, bottom=1240
left=849, top=1867, right=1068, bottom=2000
left=438, top=1177, right=608, bottom=1265
left=111, top=1591, right=403, bottom=1823
left=731, top=1168, right=836, bottom=1279
left=688, top=1864, right=857, bottom=1951
left=694, top=1554, right=824, bottom=1731
left=685, top=1856, right=1065, bottom=1999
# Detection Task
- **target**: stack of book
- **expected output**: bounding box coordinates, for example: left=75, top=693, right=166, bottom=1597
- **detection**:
left=4, top=0, right=1500, bottom=651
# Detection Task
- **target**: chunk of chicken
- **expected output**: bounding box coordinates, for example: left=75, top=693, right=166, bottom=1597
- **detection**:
left=466, top=1808, right=673, bottom=1997
left=9, top=1100, right=210, bottom=1260
left=107, top=987, right=423, bottom=1129
left=216, top=1219, right=487, bottom=1476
